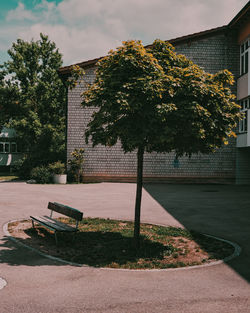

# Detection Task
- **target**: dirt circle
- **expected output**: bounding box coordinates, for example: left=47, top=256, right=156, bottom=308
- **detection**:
left=6, top=218, right=240, bottom=270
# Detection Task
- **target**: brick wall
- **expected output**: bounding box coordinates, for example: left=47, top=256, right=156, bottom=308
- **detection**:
left=67, top=30, right=239, bottom=184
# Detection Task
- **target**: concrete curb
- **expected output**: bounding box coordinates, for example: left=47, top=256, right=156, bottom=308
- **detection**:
left=0, top=277, right=7, bottom=290
left=3, top=219, right=241, bottom=271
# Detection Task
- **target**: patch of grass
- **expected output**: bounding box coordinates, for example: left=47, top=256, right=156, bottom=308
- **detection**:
left=0, top=175, right=19, bottom=181
left=10, top=218, right=235, bottom=270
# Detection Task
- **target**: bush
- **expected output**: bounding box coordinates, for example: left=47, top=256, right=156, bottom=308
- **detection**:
left=11, top=158, right=25, bottom=174
left=30, top=165, right=52, bottom=184
left=12, top=156, right=35, bottom=179
left=48, top=161, right=65, bottom=174
left=68, top=148, right=84, bottom=183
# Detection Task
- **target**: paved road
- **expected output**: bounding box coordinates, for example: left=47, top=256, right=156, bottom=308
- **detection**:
left=0, top=182, right=249, bottom=313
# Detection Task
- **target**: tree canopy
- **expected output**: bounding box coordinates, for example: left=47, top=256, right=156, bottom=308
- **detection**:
left=82, top=39, right=240, bottom=247
left=0, top=33, right=66, bottom=174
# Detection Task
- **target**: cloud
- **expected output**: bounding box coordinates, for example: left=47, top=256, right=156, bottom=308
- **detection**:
left=6, top=2, right=36, bottom=22
left=18, top=23, right=124, bottom=64
left=56, top=0, right=247, bottom=39
left=58, top=0, right=104, bottom=21
left=1, top=0, right=249, bottom=66
left=34, top=0, right=60, bottom=24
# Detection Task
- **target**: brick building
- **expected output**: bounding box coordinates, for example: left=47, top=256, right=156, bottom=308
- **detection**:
left=59, top=2, right=250, bottom=184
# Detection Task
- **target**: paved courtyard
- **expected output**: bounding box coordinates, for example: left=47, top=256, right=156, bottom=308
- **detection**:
left=0, top=181, right=249, bottom=313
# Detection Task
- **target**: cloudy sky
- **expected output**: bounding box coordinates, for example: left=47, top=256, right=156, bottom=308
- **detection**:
left=0, top=0, right=248, bottom=66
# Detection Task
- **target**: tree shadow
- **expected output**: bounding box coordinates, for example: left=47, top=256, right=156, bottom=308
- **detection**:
left=2, top=225, right=168, bottom=268
left=0, top=235, right=67, bottom=266
left=25, top=227, right=169, bottom=268
left=143, top=183, right=250, bottom=281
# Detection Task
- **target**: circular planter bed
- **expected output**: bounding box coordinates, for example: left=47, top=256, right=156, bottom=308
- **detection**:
left=8, top=218, right=237, bottom=269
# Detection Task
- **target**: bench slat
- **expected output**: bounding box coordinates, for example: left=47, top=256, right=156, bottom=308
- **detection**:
left=42, top=215, right=76, bottom=230
left=30, top=215, right=77, bottom=232
left=48, top=202, right=83, bottom=221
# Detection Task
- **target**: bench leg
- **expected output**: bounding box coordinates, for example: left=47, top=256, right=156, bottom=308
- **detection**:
left=73, top=232, right=77, bottom=243
left=32, top=220, right=35, bottom=228
left=54, top=232, right=58, bottom=245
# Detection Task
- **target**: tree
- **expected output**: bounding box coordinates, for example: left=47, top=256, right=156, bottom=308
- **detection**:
left=82, top=40, right=240, bottom=248
left=0, top=33, right=66, bottom=175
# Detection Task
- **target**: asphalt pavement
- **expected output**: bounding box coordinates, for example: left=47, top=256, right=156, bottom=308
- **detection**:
left=0, top=181, right=249, bottom=313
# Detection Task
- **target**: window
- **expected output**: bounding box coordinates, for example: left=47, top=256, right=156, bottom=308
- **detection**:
left=4, top=143, right=10, bottom=153
left=240, top=38, right=249, bottom=75
left=11, top=143, right=17, bottom=153
left=0, top=142, right=15, bottom=153
left=239, top=97, right=250, bottom=133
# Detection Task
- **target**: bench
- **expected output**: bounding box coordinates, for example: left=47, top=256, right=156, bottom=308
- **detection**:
left=30, top=202, right=83, bottom=245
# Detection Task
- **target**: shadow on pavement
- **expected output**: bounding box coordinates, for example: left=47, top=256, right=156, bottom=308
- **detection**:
left=0, top=236, right=66, bottom=266
left=144, top=183, right=250, bottom=282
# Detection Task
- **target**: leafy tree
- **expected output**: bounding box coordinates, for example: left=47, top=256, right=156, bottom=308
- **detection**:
left=0, top=67, right=20, bottom=127
left=0, top=33, right=67, bottom=176
left=82, top=40, right=240, bottom=248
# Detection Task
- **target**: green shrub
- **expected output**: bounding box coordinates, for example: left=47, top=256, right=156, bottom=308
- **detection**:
left=48, top=161, right=66, bottom=174
left=11, top=158, right=25, bottom=175
left=12, top=156, right=35, bottom=179
left=68, top=148, right=84, bottom=183
left=30, top=165, right=52, bottom=184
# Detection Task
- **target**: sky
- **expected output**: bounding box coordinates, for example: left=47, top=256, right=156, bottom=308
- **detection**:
left=0, top=0, right=249, bottom=66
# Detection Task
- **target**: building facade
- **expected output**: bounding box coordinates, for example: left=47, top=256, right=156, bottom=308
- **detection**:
left=235, top=4, right=250, bottom=184
left=59, top=2, right=250, bottom=184
left=0, top=127, right=22, bottom=170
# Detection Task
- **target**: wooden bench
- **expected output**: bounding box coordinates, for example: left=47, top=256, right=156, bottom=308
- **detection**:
left=30, top=202, right=83, bottom=244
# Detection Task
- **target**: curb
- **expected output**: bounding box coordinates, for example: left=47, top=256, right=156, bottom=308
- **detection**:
left=3, top=220, right=83, bottom=267
left=3, top=219, right=242, bottom=271
left=0, top=277, right=7, bottom=290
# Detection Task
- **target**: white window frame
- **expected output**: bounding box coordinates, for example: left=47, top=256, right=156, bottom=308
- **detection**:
left=239, top=97, right=250, bottom=133
left=240, top=38, right=249, bottom=76
left=0, top=141, right=17, bottom=153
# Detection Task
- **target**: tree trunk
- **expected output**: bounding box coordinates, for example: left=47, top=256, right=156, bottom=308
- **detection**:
left=134, top=145, right=144, bottom=249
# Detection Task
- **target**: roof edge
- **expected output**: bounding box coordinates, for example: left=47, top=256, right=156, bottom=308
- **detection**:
left=153, top=25, right=227, bottom=47
left=228, top=1, right=250, bottom=27
left=59, top=25, right=227, bottom=75
left=58, top=56, right=102, bottom=75
left=59, top=2, right=250, bottom=75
